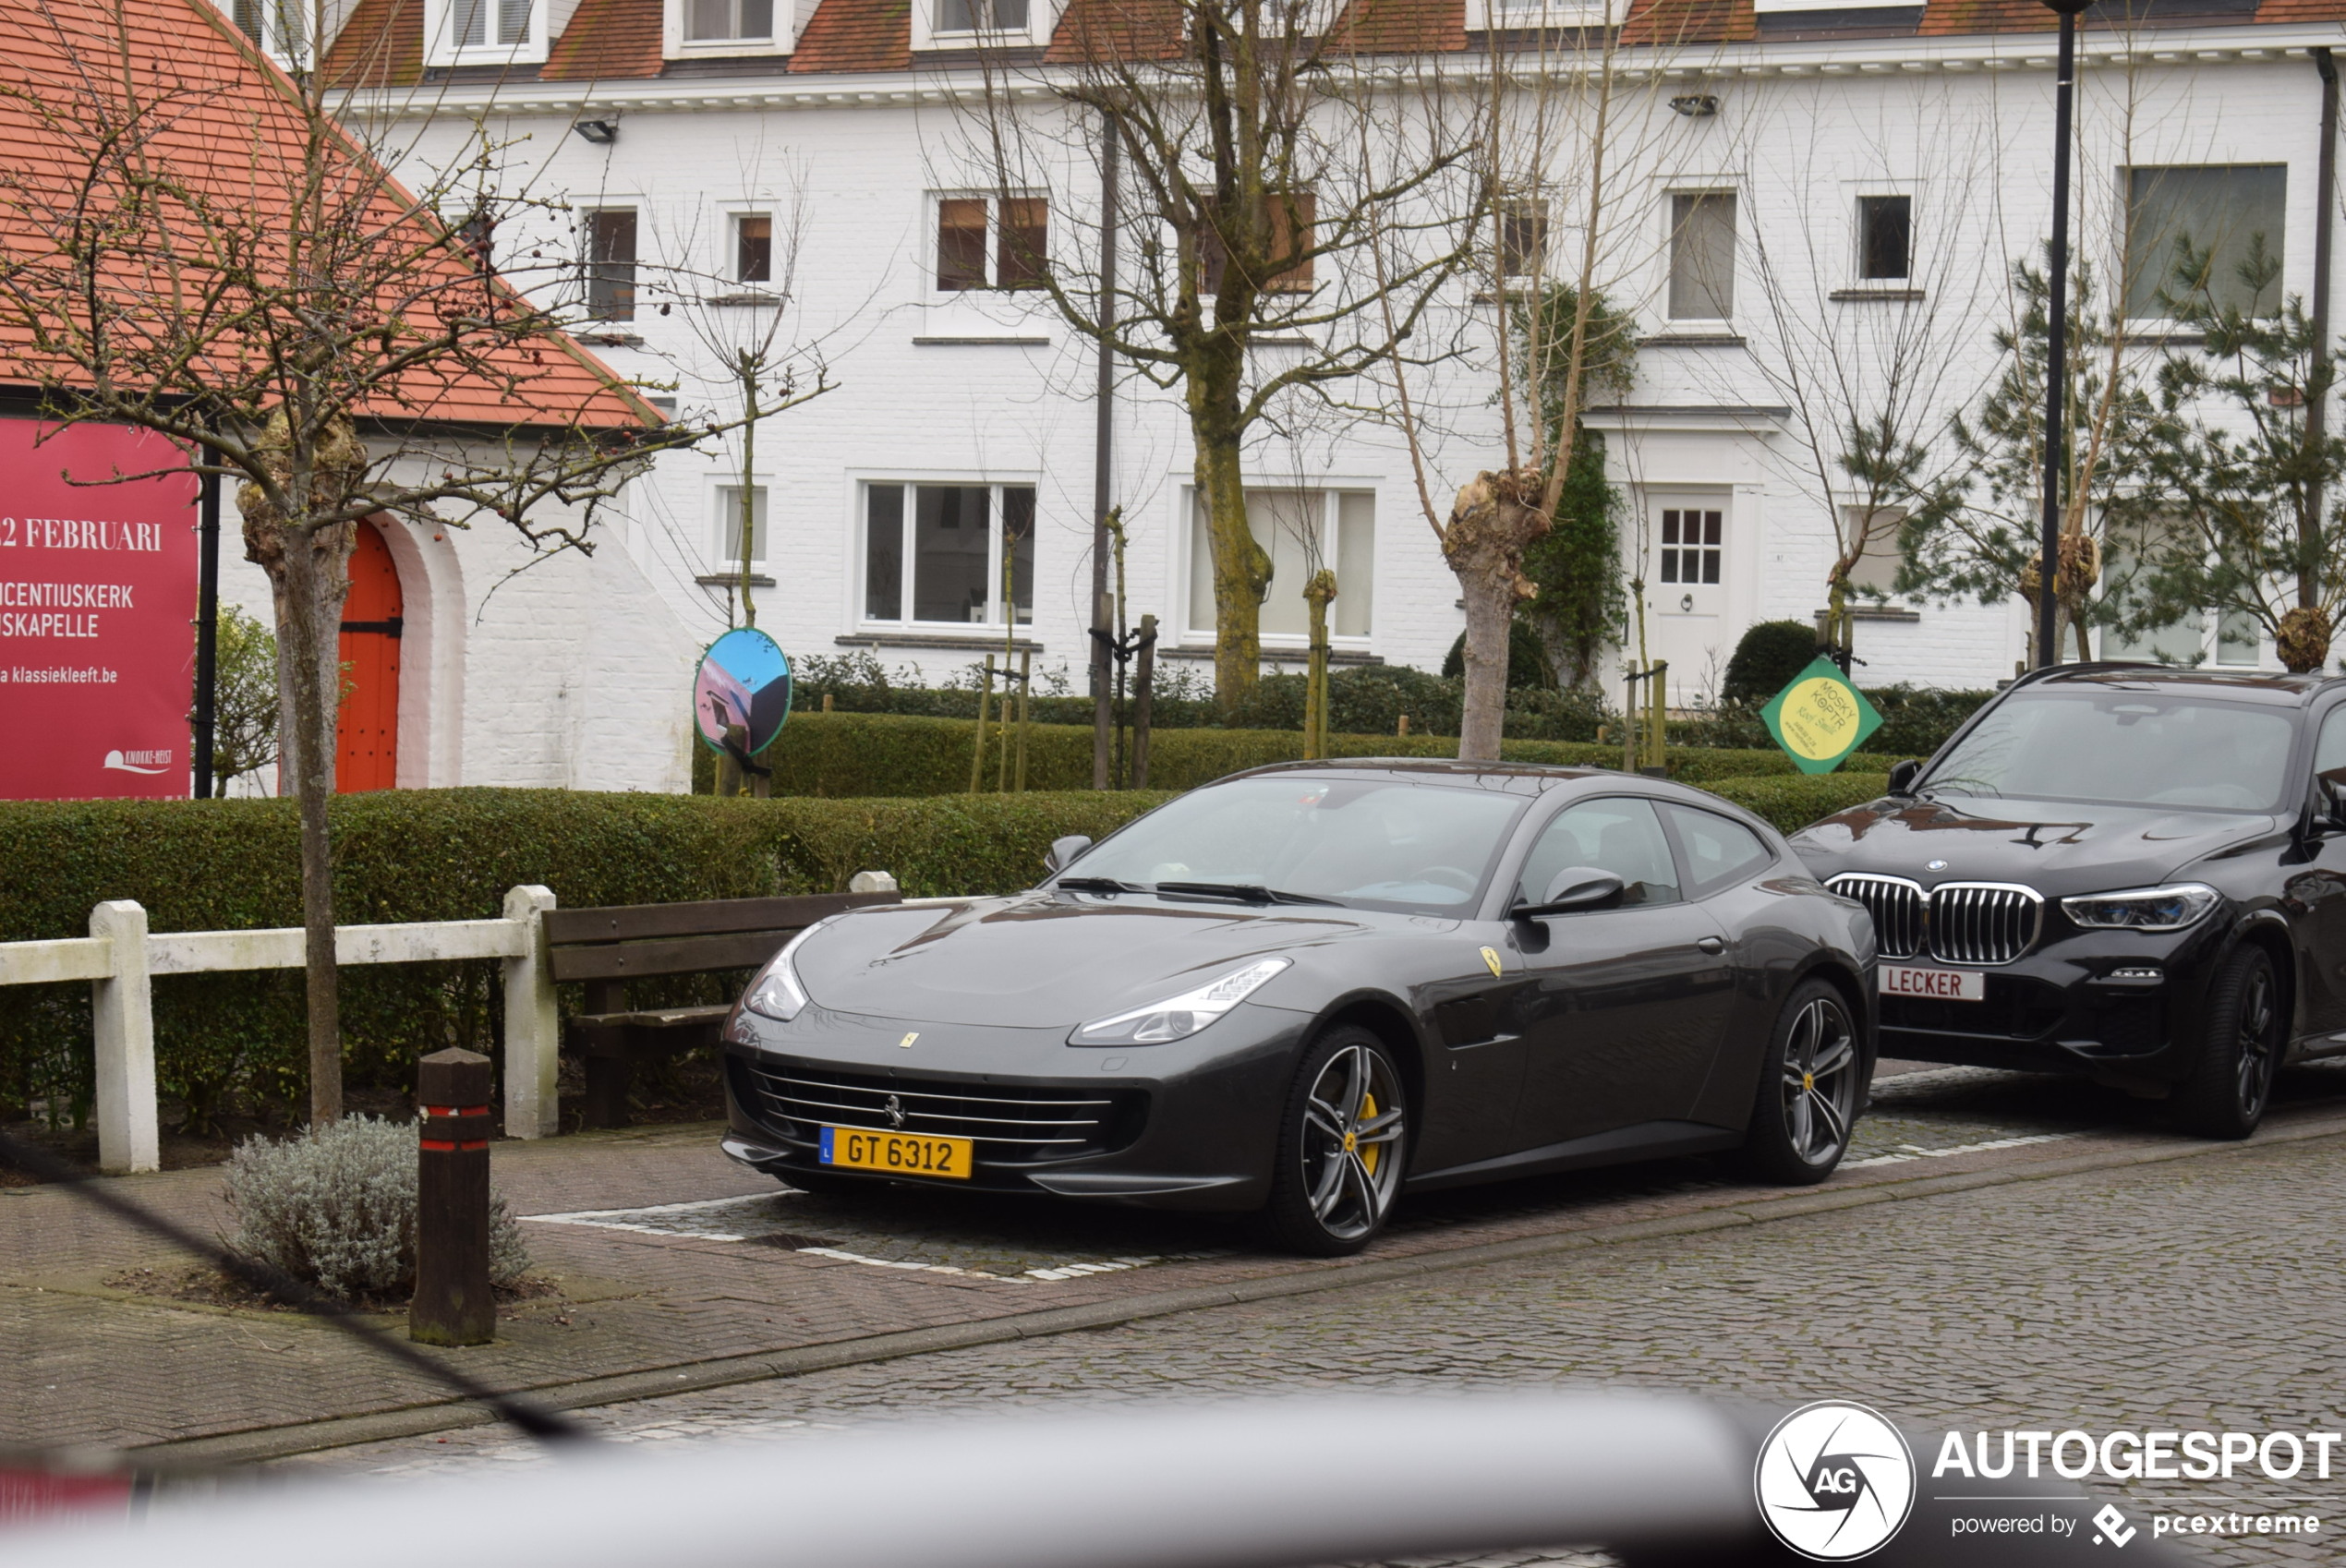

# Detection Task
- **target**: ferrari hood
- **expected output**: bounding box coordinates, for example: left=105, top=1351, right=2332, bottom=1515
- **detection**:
left=789, top=893, right=1374, bottom=1027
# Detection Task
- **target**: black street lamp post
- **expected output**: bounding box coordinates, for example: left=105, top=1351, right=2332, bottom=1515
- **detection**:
left=2038, top=0, right=2093, bottom=669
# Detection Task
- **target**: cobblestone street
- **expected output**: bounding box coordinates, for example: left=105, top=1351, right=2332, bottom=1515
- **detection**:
left=283, top=1064, right=2346, bottom=1567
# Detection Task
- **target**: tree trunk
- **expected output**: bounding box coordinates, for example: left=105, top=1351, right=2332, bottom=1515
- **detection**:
left=1444, top=470, right=1545, bottom=763
left=1189, top=355, right=1268, bottom=716
left=276, top=519, right=355, bottom=1125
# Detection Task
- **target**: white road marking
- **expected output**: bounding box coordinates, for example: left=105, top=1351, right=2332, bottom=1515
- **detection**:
left=1844, top=1131, right=2081, bottom=1169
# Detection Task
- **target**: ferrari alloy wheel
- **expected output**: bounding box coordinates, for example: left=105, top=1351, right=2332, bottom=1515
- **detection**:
left=1739, top=979, right=1862, bottom=1186
left=1262, top=1026, right=1408, bottom=1256
left=2174, top=944, right=2279, bottom=1140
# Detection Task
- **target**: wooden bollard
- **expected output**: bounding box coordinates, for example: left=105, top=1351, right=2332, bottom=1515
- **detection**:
left=410, top=1047, right=495, bottom=1346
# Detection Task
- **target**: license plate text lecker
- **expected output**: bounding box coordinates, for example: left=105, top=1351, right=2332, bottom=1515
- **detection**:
left=1881, top=963, right=1986, bottom=1002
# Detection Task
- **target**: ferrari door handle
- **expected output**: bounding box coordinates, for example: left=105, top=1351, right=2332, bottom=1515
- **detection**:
left=1696, top=936, right=1725, bottom=955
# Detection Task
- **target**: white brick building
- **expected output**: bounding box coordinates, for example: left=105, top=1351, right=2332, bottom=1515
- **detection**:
left=212, top=0, right=2346, bottom=786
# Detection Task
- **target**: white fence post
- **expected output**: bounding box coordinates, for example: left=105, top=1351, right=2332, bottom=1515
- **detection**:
left=90, top=900, right=158, bottom=1175
left=501, top=886, right=560, bottom=1139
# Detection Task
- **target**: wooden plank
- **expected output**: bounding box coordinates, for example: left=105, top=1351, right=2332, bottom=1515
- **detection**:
left=149, top=919, right=526, bottom=976
left=549, top=929, right=801, bottom=983
left=542, top=891, right=897, bottom=947
left=0, top=936, right=113, bottom=986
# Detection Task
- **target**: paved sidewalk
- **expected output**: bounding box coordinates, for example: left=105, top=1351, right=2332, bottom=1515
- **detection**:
left=4, top=1059, right=2342, bottom=1460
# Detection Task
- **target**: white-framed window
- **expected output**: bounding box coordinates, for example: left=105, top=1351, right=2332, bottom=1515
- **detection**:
left=1497, top=194, right=1548, bottom=280
left=2121, top=164, right=2287, bottom=321
left=862, top=482, right=1037, bottom=627
left=1841, top=505, right=1905, bottom=599
left=425, top=0, right=545, bottom=65
left=932, top=195, right=1049, bottom=294
left=662, top=0, right=798, bottom=57
left=1464, top=0, right=1623, bottom=27
left=1184, top=488, right=1375, bottom=643
left=912, top=0, right=1059, bottom=49
left=734, top=213, right=773, bottom=283
left=1666, top=191, right=1735, bottom=321
left=715, top=484, right=768, bottom=566
left=1855, top=194, right=1911, bottom=283
left=581, top=209, right=638, bottom=321
left=228, top=0, right=308, bottom=65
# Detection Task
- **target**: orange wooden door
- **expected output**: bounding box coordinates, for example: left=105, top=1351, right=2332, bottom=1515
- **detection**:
left=336, top=520, right=402, bottom=792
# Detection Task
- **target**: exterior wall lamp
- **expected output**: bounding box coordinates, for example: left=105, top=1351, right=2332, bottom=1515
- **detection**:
left=573, top=120, right=619, bottom=145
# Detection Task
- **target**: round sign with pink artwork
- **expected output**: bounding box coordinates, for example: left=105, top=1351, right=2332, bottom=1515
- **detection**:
left=693, top=628, right=792, bottom=759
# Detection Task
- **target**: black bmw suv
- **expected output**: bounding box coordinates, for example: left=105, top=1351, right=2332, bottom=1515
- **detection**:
left=1790, top=664, right=2346, bottom=1139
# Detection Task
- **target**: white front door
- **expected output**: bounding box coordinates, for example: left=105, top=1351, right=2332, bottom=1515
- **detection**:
left=1640, top=494, right=1731, bottom=706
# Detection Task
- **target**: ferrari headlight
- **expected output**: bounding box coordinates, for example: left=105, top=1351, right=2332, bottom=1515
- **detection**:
left=2059, top=884, right=2221, bottom=933
left=1070, top=958, right=1292, bottom=1046
left=743, top=925, right=821, bottom=1021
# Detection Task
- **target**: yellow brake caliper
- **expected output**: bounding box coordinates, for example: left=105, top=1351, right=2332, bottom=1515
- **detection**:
left=1355, top=1092, right=1379, bottom=1176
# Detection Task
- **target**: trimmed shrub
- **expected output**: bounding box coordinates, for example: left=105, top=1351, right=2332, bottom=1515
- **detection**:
left=225, top=1116, right=528, bottom=1301
left=758, top=711, right=1891, bottom=797
left=1708, top=773, right=1892, bottom=835
left=1721, top=620, right=1822, bottom=706
left=1861, top=685, right=1994, bottom=759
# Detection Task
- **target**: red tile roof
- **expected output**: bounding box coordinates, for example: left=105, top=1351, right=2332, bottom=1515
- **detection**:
left=0, top=0, right=655, bottom=431
left=1044, top=0, right=1187, bottom=61
left=1326, top=0, right=1465, bottom=54
left=544, top=0, right=666, bottom=78
left=319, top=0, right=425, bottom=88
left=790, top=0, right=913, bottom=72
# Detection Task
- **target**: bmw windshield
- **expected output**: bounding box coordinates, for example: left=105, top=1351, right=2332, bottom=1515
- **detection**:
left=1063, top=776, right=1530, bottom=913
left=1924, top=690, right=2297, bottom=813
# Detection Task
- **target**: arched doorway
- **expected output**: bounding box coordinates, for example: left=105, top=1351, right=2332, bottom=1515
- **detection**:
left=336, top=519, right=402, bottom=792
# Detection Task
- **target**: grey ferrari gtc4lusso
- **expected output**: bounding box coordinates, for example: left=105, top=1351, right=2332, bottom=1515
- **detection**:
left=720, top=759, right=1878, bottom=1253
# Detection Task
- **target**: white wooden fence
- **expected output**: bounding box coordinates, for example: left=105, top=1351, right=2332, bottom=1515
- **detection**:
left=0, top=886, right=564, bottom=1175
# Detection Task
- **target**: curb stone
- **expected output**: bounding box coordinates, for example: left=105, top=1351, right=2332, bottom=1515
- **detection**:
left=136, top=1111, right=2346, bottom=1466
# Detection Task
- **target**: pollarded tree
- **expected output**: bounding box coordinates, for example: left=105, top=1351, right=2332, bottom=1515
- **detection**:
left=0, top=0, right=756, bottom=1124
left=956, top=0, right=1483, bottom=714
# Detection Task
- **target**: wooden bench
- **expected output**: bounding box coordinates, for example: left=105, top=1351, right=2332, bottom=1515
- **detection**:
left=545, top=888, right=901, bottom=1129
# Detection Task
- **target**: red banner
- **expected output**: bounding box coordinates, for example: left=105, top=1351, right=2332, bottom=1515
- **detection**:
left=0, top=419, right=200, bottom=800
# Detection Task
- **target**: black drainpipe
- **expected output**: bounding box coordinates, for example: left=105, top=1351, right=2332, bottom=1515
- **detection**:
left=2309, top=48, right=2338, bottom=605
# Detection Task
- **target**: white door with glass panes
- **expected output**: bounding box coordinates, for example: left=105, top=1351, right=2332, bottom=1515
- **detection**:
left=1642, top=494, right=1730, bottom=706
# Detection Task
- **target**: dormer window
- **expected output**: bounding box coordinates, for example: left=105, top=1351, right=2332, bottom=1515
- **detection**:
left=425, top=0, right=546, bottom=63
left=935, top=0, right=1026, bottom=30
left=688, top=0, right=772, bottom=40
left=230, top=0, right=308, bottom=65
left=911, top=0, right=1059, bottom=49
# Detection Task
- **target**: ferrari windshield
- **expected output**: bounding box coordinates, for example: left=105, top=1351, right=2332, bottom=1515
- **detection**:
left=1064, top=776, right=1529, bottom=911
left=1926, top=691, right=2296, bottom=813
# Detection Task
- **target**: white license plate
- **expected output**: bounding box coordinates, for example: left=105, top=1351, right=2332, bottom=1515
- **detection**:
left=1880, top=964, right=1986, bottom=1002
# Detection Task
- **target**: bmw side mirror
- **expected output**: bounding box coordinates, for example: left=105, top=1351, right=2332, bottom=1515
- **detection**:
left=1888, top=759, right=1923, bottom=796
left=1044, top=835, right=1094, bottom=875
left=1513, top=866, right=1626, bottom=920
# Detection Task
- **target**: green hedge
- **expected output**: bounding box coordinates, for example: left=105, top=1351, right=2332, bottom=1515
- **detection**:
left=0, top=789, right=1170, bottom=1130
left=1708, top=773, right=1892, bottom=835
left=757, top=711, right=1893, bottom=797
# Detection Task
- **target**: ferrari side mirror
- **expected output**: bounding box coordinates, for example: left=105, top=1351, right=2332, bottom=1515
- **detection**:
left=1514, top=866, right=1626, bottom=920
left=1887, top=759, right=1923, bottom=796
left=1044, top=835, right=1094, bottom=875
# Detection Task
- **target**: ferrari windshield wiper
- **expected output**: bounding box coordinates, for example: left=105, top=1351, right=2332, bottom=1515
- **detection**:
left=1153, top=881, right=1341, bottom=906
left=1056, top=875, right=1144, bottom=894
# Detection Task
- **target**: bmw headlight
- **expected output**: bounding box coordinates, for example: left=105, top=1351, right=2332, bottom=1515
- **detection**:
left=2059, top=883, right=2221, bottom=933
left=1070, top=958, right=1292, bottom=1046
left=743, top=925, right=821, bottom=1021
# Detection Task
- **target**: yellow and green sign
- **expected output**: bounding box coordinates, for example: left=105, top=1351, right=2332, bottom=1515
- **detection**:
left=1761, top=657, right=1882, bottom=775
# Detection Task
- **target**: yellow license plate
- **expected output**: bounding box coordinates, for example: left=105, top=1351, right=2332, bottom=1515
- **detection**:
left=819, top=1125, right=973, bottom=1179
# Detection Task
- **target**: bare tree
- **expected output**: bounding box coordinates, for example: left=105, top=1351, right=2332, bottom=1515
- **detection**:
left=952, top=0, right=1481, bottom=714
left=0, top=0, right=751, bottom=1123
